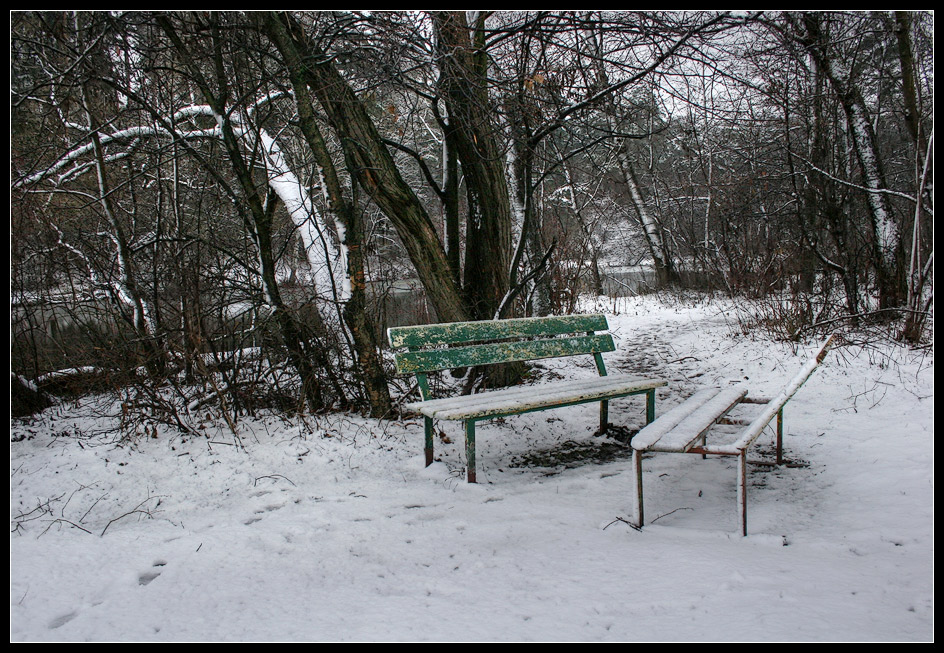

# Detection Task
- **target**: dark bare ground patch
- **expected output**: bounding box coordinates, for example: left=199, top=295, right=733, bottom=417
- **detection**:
left=509, top=426, right=639, bottom=473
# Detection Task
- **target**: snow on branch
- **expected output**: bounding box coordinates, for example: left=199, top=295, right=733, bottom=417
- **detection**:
left=15, top=99, right=350, bottom=304
left=14, top=122, right=220, bottom=188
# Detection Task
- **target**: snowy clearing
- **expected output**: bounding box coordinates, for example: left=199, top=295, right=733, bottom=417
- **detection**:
left=10, top=294, right=934, bottom=642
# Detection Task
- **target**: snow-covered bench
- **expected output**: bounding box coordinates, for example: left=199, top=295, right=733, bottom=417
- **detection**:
left=389, top=314, right=667, bottom=482
left=631, top=335, right=836, bottom=535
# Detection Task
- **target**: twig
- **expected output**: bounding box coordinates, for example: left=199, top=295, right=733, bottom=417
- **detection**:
left=797, top=307, right=930, bottom=336
left=667, top=355, right=700, bottom=364
left=13, top=493, right=66, bottom=523
left=603, top=516, right=641, bottom=531
left=40, top=518, right=93, bottom=537
left=80, top=494, right=107, bottom=523
left=789, top=148, right=923, bottom=207
left=100, top=495, right=164, bottom=536
left=253, top=474, right=296, bottom=487
left=651, top=506, right=694, bottom=523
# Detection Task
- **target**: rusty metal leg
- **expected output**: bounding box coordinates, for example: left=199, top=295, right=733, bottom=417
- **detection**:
left=424, top=416, right=434, bottom=466
left=738, top=450, right=748, bottom=536
left=465, top=419, right=476, bottom=483
left=599, top=399, right=609, bottom=434
left=776, top=407, right=784, bottom=465
left=646, top=389, right=656, bottom=424
left=632, top=448, right=644, bottom=528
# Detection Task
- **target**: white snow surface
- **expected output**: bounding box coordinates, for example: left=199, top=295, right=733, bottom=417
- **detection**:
left=10, top=295, right=933, bottom=642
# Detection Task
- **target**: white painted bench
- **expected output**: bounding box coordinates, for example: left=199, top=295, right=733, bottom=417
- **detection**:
left=631, top=335, right=835, bottom=535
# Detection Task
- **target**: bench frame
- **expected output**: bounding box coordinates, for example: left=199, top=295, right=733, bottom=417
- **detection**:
left=631, top=335, right=835, bottom=535
left=389, top=314, right=667, bottom=483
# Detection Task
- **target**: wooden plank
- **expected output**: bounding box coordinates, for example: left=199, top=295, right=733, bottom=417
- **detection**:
left=393, top=333, right=615, bottom=374
left=388, top=314, right=609, bottom=348
left=729, top=334, right=835, bottom=452
left=631, top=387, right=724, bottom=450
left=404, top=374, right=666, bottom=420
left=647, top=386, right=747, bottom=452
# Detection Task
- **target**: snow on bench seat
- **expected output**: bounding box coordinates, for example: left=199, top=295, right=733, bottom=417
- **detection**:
left=405, top=375, right=666, bottom=421
left=631, top=386, right=748, bottom=453
left=631, top=335, right=836, bottom=536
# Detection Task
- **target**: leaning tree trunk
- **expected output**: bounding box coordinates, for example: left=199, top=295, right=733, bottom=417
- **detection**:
left=158, top=15, right=343, bottom=412
left=616, top=144, right=677, bottom=286
left=799, top=13, right=904, bottom=310
left=272, top=12, right=468, bottom=326
left=261, top=13, right=393, bottom=417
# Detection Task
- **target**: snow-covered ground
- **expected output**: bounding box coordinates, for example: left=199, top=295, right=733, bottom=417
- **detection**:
left=10, top=294, right=934, bottom=642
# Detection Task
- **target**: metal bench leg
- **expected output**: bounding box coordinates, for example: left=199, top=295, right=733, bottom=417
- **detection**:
left=465, top=419, right=477, bottom=483
left=632, top=448, right=644, bottom=528
left=646, top=389, right=656, bottom=424
left=424, top=416, right=434, bottom=466
left=776, top=407, right=784, bottom=465
left=599, top=399, right=609, bottom=434
left=738, top=450, right=748, bottom=536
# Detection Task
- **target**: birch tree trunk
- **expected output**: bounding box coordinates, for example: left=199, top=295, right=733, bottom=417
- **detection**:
left=614, top=142, right=677, bottom=285
left=797, top=13, right=904, bottom=310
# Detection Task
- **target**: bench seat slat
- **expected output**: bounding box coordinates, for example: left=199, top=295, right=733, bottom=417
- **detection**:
left=404, top=374, right=666, bottom=421
left=632, top=386, right=748, bottom=453
left=630, top=388, right=723, bottom=449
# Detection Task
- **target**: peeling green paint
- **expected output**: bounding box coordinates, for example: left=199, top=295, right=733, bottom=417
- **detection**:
left=393, top=334, right=615, bottom=374
left=388, top=314, right=667, bottom=483
left=388, top=314, right=609, bottom=349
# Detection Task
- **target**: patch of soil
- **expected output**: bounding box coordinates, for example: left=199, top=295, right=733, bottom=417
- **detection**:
left=509, top=431, right=638, bottom=472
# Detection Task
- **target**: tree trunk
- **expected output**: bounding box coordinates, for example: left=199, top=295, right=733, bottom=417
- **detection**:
left=272, top=12, right=468, bottom=325
left=433, top=11, right=513, bottom=321
left=799, top=13, right=904, bottom=310
left=158, top=14, right=341, bottom=412
left=442, top=121, right=462, bottom=288
left=261, top=13, right=393, bottom=417
left=433, top=11, right=524, bottom=387
left=616, top=144, right=677, bottom=285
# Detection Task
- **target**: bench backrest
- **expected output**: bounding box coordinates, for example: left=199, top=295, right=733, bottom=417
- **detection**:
left=388, top=314, right=614, bottom=400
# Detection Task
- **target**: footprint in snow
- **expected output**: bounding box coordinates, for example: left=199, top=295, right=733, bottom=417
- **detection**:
left=48, top=611, right=77, bottom=629
left=138, top=560, right=166, bottom=586
left=244, top=502, right=285, bottom=525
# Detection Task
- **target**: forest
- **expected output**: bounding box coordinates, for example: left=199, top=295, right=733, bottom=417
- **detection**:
left=11, top=11, right=934, bottom=424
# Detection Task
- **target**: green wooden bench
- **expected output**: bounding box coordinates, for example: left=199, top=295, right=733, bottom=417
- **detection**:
left=388, top=314, right=667, bottom=483
left=631, top=334, right=835, bottom=535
